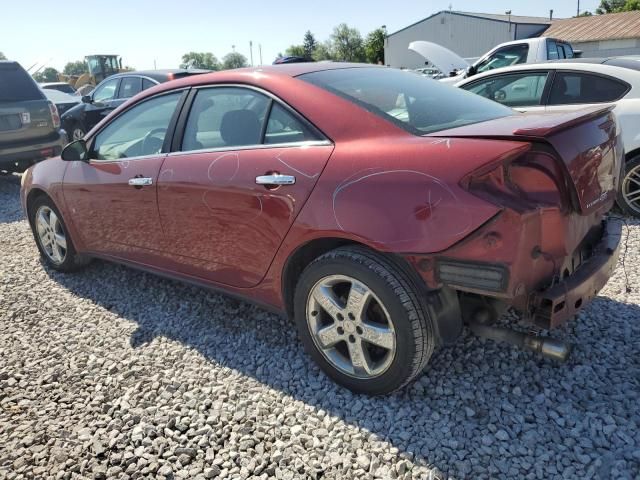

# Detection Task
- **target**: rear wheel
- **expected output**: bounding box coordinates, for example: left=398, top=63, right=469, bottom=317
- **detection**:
left=29, top=195, right=88, bottom=272
left=69, top=123, right=86, bottom=141
left=617, top=155, right=640, bottom=218
left=294, top=246, right=437, bottom=395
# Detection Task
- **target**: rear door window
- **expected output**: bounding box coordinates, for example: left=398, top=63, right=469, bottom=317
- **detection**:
left=0, top=63, right=45, bottom=102
left=118, top=77, right=142, bottom=99
left=142, top=78, right=156, bottom=90
left=547, top=72, right=629, bottom=104
left=547, top=40, right=559, bottom=60
left=265, top=103, right=318, bottom=144
left=463, top=72, right=549, bottom=107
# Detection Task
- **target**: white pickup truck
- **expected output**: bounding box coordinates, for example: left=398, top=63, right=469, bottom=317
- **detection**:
left=409, top=37, right=578, bottom=84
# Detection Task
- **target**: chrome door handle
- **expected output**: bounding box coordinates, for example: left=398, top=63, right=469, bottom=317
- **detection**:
left=128, top=177, right=153, bottom=187
left=255, top=174, right=296, bottom=186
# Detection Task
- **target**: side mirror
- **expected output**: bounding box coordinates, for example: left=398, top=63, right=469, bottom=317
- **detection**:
left=81, top=95, right=92, bottom=104
left=61, top=139, right=89, bottom=162
left=467, top=65, right=477, bottom=77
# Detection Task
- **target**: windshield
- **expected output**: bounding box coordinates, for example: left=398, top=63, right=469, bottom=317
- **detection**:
left=300, top=67, right=513, bottom=135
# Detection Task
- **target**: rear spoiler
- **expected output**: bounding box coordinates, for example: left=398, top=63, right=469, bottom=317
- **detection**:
left=512, top=105, right=614, bottom=137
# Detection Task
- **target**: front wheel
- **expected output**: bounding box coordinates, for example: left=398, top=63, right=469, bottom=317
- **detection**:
left=617, top=155, right=640, bottom=218
left=294, top=246, right=437, bottom=395
left=29, top=195, right=89, bottom=272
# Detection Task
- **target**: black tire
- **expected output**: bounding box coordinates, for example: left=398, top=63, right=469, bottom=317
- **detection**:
left=68, top=122, right=86, bottom=142
left=29, top=195, right=89, bottom=272
left=293, top=245, right=437, bottom=395
left=616, top=155, right=640, bottom=218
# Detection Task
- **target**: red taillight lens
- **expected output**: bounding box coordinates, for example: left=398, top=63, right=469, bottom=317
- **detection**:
left=48, top=102, right=61, bottom=129
left=462, top=147, right=566, bottom=210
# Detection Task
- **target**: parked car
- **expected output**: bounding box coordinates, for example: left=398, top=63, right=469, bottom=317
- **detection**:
left=456, top=60, right=640, bottom=217
left=410, top=37, right=578, bottom=84
left=41, top=88, right=81, bottom=116
left=40, top=82, right=78, bottom=95
left=22, top=64, right=622, bottom=394
left=0, top=61, right=66, bottom=174
left=61, top=69, right=209, bottom=141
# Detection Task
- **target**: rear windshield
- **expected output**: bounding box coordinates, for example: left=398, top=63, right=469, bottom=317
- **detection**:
left=300, top=67, right=513, bottom=135
left=0, top=63, right=45, bottom=102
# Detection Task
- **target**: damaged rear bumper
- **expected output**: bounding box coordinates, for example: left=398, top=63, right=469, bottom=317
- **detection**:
left=528, top=218, right=622, bottom=329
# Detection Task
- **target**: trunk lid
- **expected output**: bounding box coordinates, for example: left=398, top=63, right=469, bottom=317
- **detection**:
left=429, top=106, right=622, bottom=215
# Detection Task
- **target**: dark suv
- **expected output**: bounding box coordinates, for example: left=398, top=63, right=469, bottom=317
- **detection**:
left=0, top=61, right=66, bottom=173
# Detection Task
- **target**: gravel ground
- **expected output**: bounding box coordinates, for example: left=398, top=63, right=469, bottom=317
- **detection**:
left=1, top=172, right=639, bottom=480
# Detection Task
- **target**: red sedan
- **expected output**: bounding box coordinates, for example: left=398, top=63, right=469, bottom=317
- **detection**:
left=21, top=63, right=623, bottom=395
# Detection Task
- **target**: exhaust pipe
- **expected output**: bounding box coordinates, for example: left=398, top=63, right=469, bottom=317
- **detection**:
left=469, top=323, right=571, bottom=362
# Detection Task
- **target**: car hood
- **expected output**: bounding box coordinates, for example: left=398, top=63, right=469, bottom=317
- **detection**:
left=408, top=41, right=469, bottom=76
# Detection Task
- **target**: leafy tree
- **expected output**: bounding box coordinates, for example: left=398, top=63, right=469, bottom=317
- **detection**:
left=364, top=28, right=386, bottom=64
left=596, top=0, right=628, bottom=12
left=33, top=67, right=59, bottom=83
left=303, top=31, right=318, bottom=59
left=285, top=45, right=306, bottom=57
left=222, top=52, right=249, bottom=70
left=0, top=51, right=6, bottom=60
left=312, top=41, right=334, bottom=61
left=63, top=60, right=88, bottom=76
left=330, top=23, right=365, bottom=62
left=575, top=10, right=594, bottom=16
left=621, top=0, right=640, bottom=10
left=179, top=52, right=220, bottom=70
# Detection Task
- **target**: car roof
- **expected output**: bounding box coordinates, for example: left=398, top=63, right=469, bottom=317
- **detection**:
left=40, top=82, right=72, bottom=87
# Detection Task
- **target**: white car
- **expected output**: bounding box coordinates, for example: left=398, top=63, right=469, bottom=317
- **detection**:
left=455, top=58, right=640, bottom=217
left=409, top=37, right=577, bottom=85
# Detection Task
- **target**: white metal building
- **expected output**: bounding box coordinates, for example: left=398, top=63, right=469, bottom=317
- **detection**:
left=385, top=11, right=553, bottom=69
left=544, top=11, right=640, bottom=58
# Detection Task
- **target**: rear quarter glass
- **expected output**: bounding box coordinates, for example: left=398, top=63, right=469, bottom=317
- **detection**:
left=0, top=63, right=45, bottom=102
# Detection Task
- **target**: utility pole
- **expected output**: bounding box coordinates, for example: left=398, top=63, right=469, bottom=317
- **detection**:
left=259, top=44, right=263, bottom=65
left=577, top=0, right=580, bottom=16
left=249, top=41, right=254, bottom=66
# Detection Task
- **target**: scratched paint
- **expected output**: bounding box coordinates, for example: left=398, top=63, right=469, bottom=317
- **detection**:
left=332, top=169, right=472, bottom=244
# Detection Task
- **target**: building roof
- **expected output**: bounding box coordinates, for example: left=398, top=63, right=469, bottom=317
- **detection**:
left=388, top=10, right=553, bottom=37
left=544, top=11, right=640, bottom=42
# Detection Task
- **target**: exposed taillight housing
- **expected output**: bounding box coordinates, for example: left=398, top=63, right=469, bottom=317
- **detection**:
left=48, top=101, right=61, bottom=129
left=461, top=146, right=568, bottom=211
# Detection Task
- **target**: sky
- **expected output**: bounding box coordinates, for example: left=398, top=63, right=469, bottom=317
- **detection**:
left=2, top=0, right=601, bottom=73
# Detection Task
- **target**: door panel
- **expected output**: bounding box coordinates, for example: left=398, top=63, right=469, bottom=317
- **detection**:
left=63, top=157, right=166, bottom=257
left=157, top=145, right=334, bottom=287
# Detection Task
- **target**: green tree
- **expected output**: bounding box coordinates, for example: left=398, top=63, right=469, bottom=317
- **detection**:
left=284, top=45, right=306, bottom=57
left=330, top=23, right=365, bottom=62
left=222, top=52, right=248, bottom=70
left=303, top=30, right=318, bottom=59
left=364, top=28, right=386, bottom=64
left=63, top=60, right=88, bottom=76
left=621, top=0, right=640, bottom=10
left=33, top=67, right=59, bottom=83
left=0, top=52, right=6, bottom=60
left=179, top=52, right=220, bottom=70
left=575, top=10, right=594, bottom=16
left=596, top=0, right=627, bottom=12
left=312, top=41, right=334, bottom=61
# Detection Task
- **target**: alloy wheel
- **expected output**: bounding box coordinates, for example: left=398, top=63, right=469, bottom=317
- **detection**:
left=306, top=274, right=396, bottom=379
left=35, top=206, right=67, bottom=264
left=72, top=127, right=85, bottom=141
left=622, top=163, right=640, bottom=216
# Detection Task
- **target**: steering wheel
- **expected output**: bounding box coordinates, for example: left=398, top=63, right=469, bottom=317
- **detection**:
left=141, top=128, right=167, bottom=155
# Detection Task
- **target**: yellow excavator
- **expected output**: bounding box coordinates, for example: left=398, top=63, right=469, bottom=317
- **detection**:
left=58, top=54, right=124, bottom=95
